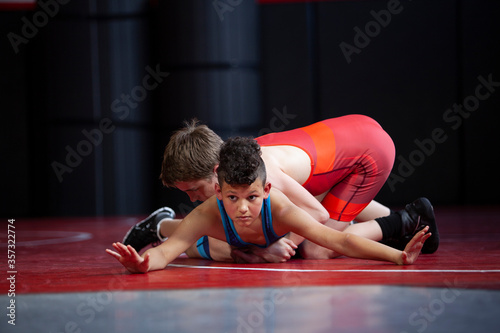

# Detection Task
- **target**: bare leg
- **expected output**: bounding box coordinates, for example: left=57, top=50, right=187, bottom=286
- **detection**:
left=344, top=220, right=383, bottom=240
left=355, top=200, right=391, bottom=222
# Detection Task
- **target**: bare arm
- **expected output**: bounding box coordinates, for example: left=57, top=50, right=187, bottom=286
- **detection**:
left=106, top=199, right=225, bottom=273
left=267, top=165, right=330, bottom=224
left=264, top=165, right=330, bottom=248
left=106, top=220, right=203, bottom=273
left=272, top=190, right=430, bottom=265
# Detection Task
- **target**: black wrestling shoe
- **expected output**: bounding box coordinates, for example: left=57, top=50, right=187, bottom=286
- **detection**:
left=122, top=207, right=175, bottom=252
left=400, top=197, right=440, bottom=254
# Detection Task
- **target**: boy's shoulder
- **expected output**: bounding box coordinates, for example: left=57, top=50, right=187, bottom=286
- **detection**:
left=269, top=186, right=287, bottom=200
left=190, top=196, right=222, bottom=222
left=269, top=187, right=294, bottom=215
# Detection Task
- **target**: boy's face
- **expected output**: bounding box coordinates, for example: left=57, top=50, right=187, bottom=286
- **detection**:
left=175, top=174, right=218, bottom=202
left=215, top=178, right=271, bottom=227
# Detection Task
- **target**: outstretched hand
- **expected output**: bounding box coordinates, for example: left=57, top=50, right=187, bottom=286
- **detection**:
left=106, top=242, right=150, bottom=273
left=401, top=226, right=432, bottom=265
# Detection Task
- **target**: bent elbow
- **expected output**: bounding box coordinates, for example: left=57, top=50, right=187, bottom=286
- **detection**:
left=317, top=211, right=330, bottom=224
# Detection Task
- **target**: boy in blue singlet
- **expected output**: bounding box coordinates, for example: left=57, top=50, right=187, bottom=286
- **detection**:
left=106, top=137, right=430, bottom=274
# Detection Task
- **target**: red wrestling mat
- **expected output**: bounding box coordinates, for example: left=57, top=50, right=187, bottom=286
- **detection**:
left=2, top=206, right=500, bottom=295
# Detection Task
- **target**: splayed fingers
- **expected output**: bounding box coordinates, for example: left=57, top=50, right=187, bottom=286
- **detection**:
left=106, top=242, right=150, bottom=273
left=402, top=226, right=432, bottom=265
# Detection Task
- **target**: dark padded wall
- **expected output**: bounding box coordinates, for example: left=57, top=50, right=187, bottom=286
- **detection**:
left=318, top=0, right=459, bottom=205
left=2, top=1, right=156, bottom=216
left=460, top=1, right=500, bottom=204
left=1, top=11, right=30, bottom=217
left=260, top=4, right=318, bottom=129
left=1, top=0, right=499, bottom=217
left=260, top=0, right=500, bottom=206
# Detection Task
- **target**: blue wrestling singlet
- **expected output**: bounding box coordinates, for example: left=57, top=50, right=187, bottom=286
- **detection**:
left=216, top=196, right=287, bottom=248
left=196, top=236, right=212, bottom=260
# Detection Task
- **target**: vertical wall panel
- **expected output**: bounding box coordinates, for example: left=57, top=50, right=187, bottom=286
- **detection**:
left=0, top=11, right=30, bottom=217
left=260, top=3, right=317, bottom=129
left=157, top=0, right=261, bottom=136
left=155, top=0, right=261, bottom=212
left=35, top=0, right=154, bottom=216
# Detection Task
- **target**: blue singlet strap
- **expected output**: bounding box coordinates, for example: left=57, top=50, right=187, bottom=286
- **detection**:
left=196, top=236, right=212, bottom=260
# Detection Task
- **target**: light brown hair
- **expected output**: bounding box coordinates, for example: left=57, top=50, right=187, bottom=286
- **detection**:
left=160, top=119, right=223, bottom=187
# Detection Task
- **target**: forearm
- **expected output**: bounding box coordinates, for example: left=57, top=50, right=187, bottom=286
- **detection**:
left=269, top=169, right=330, bottom=224
left=303, top=207, right=329, bottom=224
left=291, top=198, right=330, bottom=224
left=339, top=233, right=403, bottom=264
left=142, top=246, right=174, bottom=272
left=286, top=232, right=305, bottom=246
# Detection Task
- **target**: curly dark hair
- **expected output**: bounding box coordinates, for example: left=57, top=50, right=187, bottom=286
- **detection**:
left=217, top=137, right=266, bottom=187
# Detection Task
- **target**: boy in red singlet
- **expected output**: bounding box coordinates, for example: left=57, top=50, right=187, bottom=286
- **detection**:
left=122, top=116, right=439, bottom=262
left=256, top=115, right=394, bottom=222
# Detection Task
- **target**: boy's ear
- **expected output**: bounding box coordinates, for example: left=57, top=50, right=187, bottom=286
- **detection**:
left=263, top=182, right=271, bottom=198
left=212, top=165, right=219, bottom=184
left=215, top=182, right=223, bottom=200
